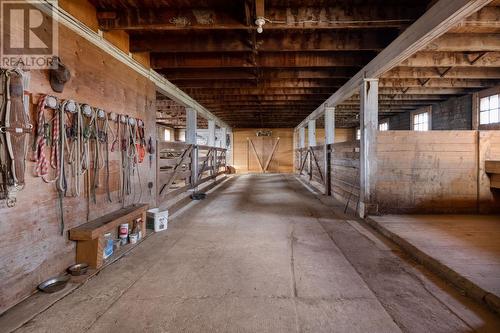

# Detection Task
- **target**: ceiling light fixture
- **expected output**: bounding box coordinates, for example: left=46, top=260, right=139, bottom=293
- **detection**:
left=255, top=17, right=265, bottom=33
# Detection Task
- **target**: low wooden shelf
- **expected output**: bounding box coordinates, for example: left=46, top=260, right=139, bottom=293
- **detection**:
left=69, top=204, right=149, bottom=268
left=485, top=160, right=500, bottom=189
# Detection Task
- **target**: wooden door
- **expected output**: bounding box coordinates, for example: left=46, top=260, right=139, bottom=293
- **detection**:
left=247, top=137, right=280, bottom=173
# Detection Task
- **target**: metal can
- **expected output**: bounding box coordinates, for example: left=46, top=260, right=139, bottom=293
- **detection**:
left=119, top=223, right=129, bottom=245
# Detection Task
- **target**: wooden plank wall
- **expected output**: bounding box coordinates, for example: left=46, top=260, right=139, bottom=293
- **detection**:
left=314, top=128, right=356, bottom=145
left=0, top=22, right=156, bottom=313
left=232, top=129, right=293, bottom=173
left=478, top=131, right=500, bottom=213
left=375, top=131, right=500, bottom=214
left=330, top=141, right=360, bottom=210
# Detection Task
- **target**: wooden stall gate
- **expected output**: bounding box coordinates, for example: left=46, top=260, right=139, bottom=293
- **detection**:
left=156, top=141, right=227, bottom=208
left=295, top=141, right=360, bottom=212
left=296, top=146, right=330, bottom=195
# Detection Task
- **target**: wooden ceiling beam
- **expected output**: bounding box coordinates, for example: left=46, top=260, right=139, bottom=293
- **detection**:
left=196, top=96, right=329, bottom=101
left=424, top=33, right=500, bottom=52
left=382, top=66, right=500, bottom=79
left=172, top=79, right=347, bottom=89
left=379, top=78, right=500, bottom=88
left=163, top=68, right=357, bottom=80
left=401, top=51, right=500, bottom=67
left=151, top=51, right=373, bottom=69
left=97, top=5, right=422, bottom=31
left=130, top=30, right=394, bottom=53
left=449, top=6, right=500, bottom=33
left=184, top=88, right=336, bottom=95
left=152, top=51, right=500, bottom=70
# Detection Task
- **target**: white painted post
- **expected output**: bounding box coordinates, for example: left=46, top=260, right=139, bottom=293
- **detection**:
left=324, top=106, right=335, bottom=195
left=186, top=108, right=198, bottom=189
left=208, top=120, right=216, bottom=147
left=299, top=127, right=305, bottom=148
left=359, top=78, right=379, bottom=218
left=220, top=127, right=229, bottom=169
left=220, top=127, right=227, bottom=148
left=308, top=120, right=316, bottom=147
left=307, top=120, right=316, bottom=179
left=186, top=108, right=197, bottom=144
left=324, top=107, right=335, bottom=145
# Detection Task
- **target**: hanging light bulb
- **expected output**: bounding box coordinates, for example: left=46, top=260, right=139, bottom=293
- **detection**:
left=255, top=17, right=265, bottom=33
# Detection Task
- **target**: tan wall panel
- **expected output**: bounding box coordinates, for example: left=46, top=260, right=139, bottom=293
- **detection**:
left=315, top=128, right=356, bottom=145
left=233, top=129, right=294, bottom=173
left=375, top=131, right=500, bottom=214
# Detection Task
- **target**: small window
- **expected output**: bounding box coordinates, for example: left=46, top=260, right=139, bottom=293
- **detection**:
left=379, top=122, right=388, bottom=131
left=413, top=112, right=429, bottom=131
left=164, top=128, right=171, bottom=141
left=356, top=128, right=360, bottom=140
left=479, top=94, right=500, bottom=125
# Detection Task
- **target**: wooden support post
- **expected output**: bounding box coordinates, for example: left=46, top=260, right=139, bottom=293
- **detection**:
left=208, top=120, right=216, bottom=147
left=308, top=120, right=316, bottom=147
left=299, top=127, right=305, bottom=148
left=186, top=108, right=198, bottom=189
left=220, top=127, right=227, bottom=148
left=208, top=120, right=216, bottom=176
left=359, top=79, right=379, bottom=218
left=308, top=120, right=316, bottom=179
left=186, top=108, right=197, bottom=145
left=324, top=106, right=335, bottom=195
left=325, top=107, right=335, bottom=145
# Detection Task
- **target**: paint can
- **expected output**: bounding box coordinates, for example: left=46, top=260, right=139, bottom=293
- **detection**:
left=129, top=233, right=139, bottom=244
left=119, top=223, right=129, bottom=245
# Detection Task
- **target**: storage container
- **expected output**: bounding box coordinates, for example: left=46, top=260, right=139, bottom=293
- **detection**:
left=103, top=233, right=113, bottom=259
left=147, top=208, right=168, bottom=232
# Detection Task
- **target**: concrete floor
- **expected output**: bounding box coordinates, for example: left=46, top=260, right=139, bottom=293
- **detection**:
left=369, top=214, right=500, bottom=313
left=10, top=174, right=500, bottom=332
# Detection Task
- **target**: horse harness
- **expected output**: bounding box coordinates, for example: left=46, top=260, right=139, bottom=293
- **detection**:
left=0, top=69, right=32, bottom=207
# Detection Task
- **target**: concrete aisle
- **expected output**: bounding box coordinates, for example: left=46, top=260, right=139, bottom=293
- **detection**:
left=12, top=175, right=500, bottom=333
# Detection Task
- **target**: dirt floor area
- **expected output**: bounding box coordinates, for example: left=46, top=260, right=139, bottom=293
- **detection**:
left=5, top=174, right=500, bottom=332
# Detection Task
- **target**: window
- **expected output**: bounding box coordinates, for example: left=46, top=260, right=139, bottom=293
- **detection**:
left=164, top=128, right=171, bottom=141
left=379, top=122, right=388, bottom=131
left=413, top=112, right=429, bottom=131
left=356, top=128, right=360, bottom=140
left=480, top=94, right=500, bottom=125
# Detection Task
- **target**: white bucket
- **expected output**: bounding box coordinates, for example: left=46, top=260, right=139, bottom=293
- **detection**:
left=147, top=208, right=168, bottom=232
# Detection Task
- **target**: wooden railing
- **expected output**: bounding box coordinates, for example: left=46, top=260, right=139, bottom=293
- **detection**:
left=295, top=141, right=360, bottom=211
left=330, top=141, right=360, bottom=212
left=157, top=142, right=227, bottom=206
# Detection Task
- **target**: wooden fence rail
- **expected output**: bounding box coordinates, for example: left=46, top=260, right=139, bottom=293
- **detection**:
left=157, top=142, right=227, bottom=206
left=295, top=141, right=360, bottom=210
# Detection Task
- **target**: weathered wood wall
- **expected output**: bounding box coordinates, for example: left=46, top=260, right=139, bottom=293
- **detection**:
left=331, top=141, right=360, bottom=210
left=313, top=128, right=356, bottom=145
left=0, top=23, right=156, bottom=313
left=375, top=131, right=500, bottom=213
left=478, top=131, right=500, bottom=213
left=232, top=129, right=294, bottom=173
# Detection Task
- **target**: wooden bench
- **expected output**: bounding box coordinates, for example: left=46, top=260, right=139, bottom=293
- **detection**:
left=485, top=160, right=500, bottom=189
left=69, top=204, right=149, bottom=268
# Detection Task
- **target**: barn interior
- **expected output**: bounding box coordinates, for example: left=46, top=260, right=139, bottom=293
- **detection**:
left=0, top=0, right=499, bottom=332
